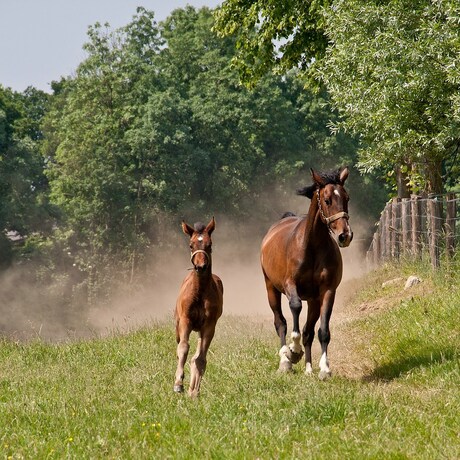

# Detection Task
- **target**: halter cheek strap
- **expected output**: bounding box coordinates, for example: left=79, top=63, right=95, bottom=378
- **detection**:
left=316, top=189, right=349, bottom=226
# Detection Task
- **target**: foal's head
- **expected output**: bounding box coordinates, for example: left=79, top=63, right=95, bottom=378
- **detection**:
left=297, top=166, right=353, bottom=247
left=182, top=217, right=215, bottom=274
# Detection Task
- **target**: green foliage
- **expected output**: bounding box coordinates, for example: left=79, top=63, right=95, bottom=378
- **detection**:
left=320, top=0, right=460, bottom=194
left=214, top=0, right=331, bottom=86
left=0, top=85, right=54, bottom=255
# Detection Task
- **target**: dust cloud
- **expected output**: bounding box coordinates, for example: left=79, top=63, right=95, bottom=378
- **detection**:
left=0, top=196, right=373, bottom=342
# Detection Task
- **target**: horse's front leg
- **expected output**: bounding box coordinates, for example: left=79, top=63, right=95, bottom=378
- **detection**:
left=317, top=290, right=336, bottom=380
left=188, top=324, right=216, bottom=398
left=174, top=320, right=191, bottom=393
left=302, top=299, right=320, bottom=376
left=284, top=283, right=304, bottom=366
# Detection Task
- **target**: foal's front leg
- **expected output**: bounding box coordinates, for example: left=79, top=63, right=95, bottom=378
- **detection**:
left=174, top=322, right=191, bottom=393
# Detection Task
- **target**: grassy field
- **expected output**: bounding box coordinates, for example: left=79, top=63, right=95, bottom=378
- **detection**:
left=0, top=259, right=459, bottom=459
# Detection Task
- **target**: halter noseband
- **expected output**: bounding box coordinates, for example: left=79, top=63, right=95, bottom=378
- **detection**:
left=190, top=249, right=211, bottom=266
left=316, top=188, right=349, bottom=226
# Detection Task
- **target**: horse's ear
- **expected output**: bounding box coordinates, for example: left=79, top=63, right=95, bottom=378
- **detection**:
left=182, top=221, right=195, bottom=237
left=205, top=216, right=215, bottom=235
left=297, top=184, right=316, bottom=199
left=339, top=166, right=349, bottom=184
left=311, top=168, right=325, bottom=187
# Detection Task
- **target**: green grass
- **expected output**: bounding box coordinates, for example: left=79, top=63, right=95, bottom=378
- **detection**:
left=0, top=260, right=459, bottom=459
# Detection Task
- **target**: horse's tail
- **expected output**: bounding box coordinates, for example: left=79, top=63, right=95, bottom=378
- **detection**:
left=281, top=211, right=296, bottom=219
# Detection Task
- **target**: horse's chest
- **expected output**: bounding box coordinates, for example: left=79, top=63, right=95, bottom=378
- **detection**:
left=295, top=263, right=340, bottom=299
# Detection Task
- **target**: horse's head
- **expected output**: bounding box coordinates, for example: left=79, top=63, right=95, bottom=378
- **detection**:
left=182, top=217, right=215, bottom=273
left=297, top=166, right=353, bottom=248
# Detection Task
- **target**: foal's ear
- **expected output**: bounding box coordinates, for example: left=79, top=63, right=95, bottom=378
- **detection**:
left=205, top=216, right=215, bottom=235
left=339, top=166, right=349, bottom=184
left=181, top=221, right=195, bottom=237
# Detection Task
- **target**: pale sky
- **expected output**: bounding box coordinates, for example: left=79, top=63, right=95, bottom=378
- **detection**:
left=0, top=0, right=221, bottom=93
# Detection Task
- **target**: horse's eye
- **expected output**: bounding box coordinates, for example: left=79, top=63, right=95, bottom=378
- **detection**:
left=325, top=199, right=331, bottom=206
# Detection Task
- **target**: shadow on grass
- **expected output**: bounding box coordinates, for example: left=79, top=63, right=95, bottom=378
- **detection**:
left=362, top=346, right=457, bottom=382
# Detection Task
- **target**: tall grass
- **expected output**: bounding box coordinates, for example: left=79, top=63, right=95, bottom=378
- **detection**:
left=0, top=259, right=459, bottom=459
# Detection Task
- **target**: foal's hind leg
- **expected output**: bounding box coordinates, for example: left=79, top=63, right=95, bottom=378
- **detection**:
left=264, top=278, right=290, bottom=371
left=188, top=324, right=216, bottom=398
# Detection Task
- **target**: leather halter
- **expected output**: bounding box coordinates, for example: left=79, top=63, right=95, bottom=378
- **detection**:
left=190, top=249, right=210, bottom=266
left=316, top=188, right=349, bottom=226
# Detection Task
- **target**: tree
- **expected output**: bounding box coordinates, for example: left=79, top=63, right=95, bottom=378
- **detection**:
left=320, top=0, right=460, bottom=195
left=215, top=0, right=460, bottom=195
left=213, top=0, right=330, bottom=85
left=44, top=8, right=163, bottom=296
left=0, top=85, right=53, bottom=268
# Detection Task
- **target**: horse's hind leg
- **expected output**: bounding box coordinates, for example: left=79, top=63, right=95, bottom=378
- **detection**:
left=174, top=320, right=191, bottom=393
left=264, top=279, right=290, bottom=371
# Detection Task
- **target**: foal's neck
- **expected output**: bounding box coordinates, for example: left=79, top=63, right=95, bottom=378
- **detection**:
left=192, top=266, right=213, bottom=286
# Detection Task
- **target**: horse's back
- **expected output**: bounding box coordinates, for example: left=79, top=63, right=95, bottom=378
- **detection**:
left=261, top=216, right=303, bottom=263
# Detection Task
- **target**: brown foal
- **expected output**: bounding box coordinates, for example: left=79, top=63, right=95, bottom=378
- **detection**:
left=174, top=217, right=223, bottom=397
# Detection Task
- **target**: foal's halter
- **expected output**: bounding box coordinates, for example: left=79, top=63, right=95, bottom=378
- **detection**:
left=190, top=249, right=211, bottom=266
left=316, top=188, right=349, bottom=226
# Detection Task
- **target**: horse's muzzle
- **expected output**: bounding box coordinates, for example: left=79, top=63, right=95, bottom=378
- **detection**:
left=338, top=230, right=353, bottom=248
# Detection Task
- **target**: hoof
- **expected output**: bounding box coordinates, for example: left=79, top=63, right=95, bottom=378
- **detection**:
left=173, top=384, right=184, bottom=393
left=278, top=360, right=293, bottom=372
left=286, top=348, right=304, bottom=365
left=318, top=370, right=332, bottom=381
left=305, top=364, right=313, bottom=376
left=188, top=389, right=199, bottom=398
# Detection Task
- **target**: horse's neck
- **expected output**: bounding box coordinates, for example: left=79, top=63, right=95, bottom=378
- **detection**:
left=302, top=198, right=329, bottom=249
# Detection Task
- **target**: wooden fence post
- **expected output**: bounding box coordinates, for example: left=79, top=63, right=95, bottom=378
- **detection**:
left=384, top=203, right=391, bottom=260
left=428, top=195, right=442, bottom=269
left=446, top=193, right=456, bottom=258
left=401, top=198, right=411, bottom=256
left=373, top=231, right=380, bottom=266
left=410, top=195, right=422, bottom=257
left=391, top=198, right=401, bottom=259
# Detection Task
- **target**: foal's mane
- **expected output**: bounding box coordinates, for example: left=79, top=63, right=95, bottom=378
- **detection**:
left=193, top=222, right=206, bottom=233
left=296, top=168, right=344, bottom=199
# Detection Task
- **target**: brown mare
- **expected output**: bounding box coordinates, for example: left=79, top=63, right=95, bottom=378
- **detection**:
left=260, top=167, right=353, bottom=378
left=174, top=217, right=223, bottom=397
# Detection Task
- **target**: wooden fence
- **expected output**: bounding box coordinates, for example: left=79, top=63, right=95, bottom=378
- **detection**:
left=366, top=192, right=460, bottom=269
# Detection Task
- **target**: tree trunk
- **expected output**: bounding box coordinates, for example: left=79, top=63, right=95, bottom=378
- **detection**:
left=425, top=157, right=443, bottom=195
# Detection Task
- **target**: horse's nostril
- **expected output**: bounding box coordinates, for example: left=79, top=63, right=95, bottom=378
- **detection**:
left=339, top=233, right=346, bottom=243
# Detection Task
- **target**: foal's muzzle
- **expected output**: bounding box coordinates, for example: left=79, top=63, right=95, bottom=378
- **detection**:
left=190, top=250, right=210, bottom=272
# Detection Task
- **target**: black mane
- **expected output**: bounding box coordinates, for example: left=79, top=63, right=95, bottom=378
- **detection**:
left=297, top=168, right=344, bottom=199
